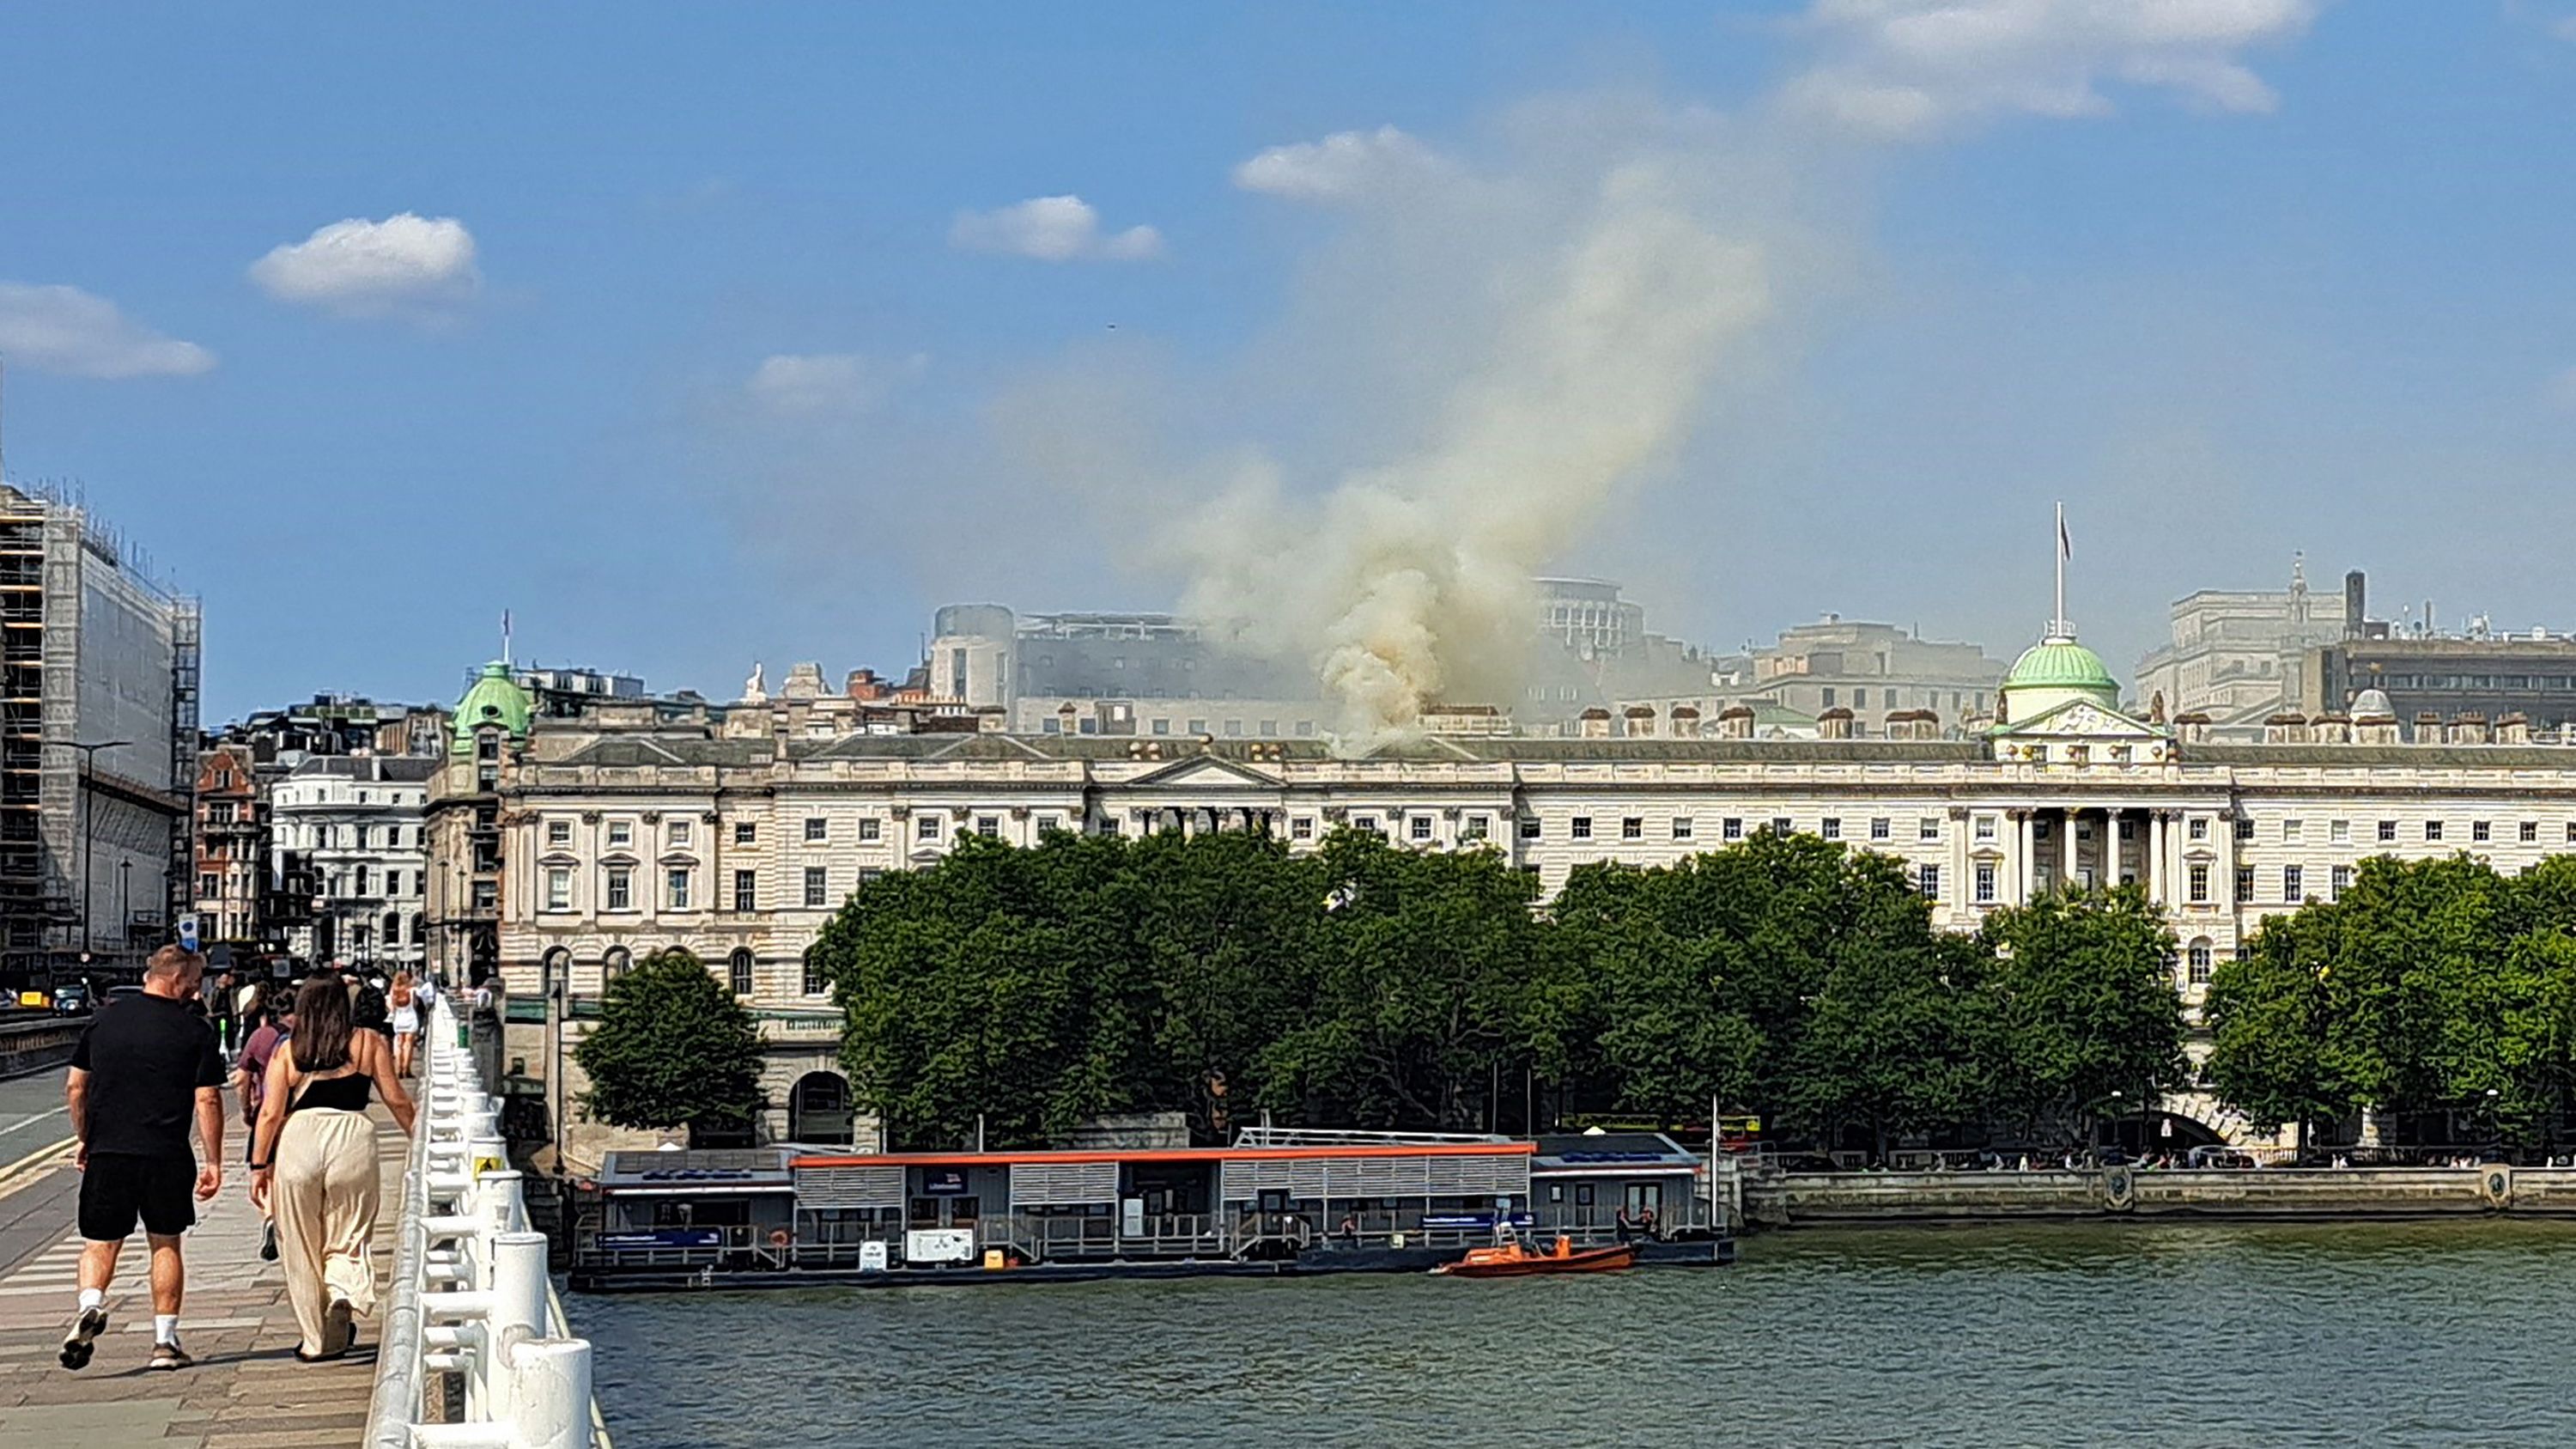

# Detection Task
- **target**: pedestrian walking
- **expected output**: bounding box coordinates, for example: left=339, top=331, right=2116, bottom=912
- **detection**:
left=235, top=997, right=295, bottom=1262
left=248, top=977, right=416, bottom=1361
left=389, top=970, right=420, bottom=1077
left=58, top=946, right=226, bottom=1373
left=206, top=970, right=235, bottom=1056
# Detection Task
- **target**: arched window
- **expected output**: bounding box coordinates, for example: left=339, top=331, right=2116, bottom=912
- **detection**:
left=407, top=915, right=423, bottom=947
left=603, top=946, right=632, bottom=989
left=384, top=912, right=401, bottom=949
left=540, top=947, right=569, bottom=999
left=728, top=948, right=754, bottom=998
left=788, top=1073, right=854, bottom=1145
left=801, top=947, right=827, bottom=998
left=2186, top=939, right=2214, bottom=986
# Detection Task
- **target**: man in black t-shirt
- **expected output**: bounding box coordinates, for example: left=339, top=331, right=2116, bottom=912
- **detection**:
left=59, top=945, right=226, bottom=1373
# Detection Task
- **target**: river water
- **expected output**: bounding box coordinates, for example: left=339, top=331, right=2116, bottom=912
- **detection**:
left=566, top=1221, right=2576, bottom=1447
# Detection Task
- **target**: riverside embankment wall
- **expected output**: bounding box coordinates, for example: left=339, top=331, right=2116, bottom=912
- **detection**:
left=1743, top=1164, right=2576, bottom=1227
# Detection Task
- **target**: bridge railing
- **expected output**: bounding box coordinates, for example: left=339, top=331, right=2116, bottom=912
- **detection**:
left=369, top=991, right=607, bottom=1449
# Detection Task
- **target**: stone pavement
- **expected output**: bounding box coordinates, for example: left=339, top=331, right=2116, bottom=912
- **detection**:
left=0, top=1109, right=409, bottom=1449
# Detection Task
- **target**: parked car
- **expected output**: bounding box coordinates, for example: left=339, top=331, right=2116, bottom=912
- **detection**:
left=50, top=982, right=92, bottom=1015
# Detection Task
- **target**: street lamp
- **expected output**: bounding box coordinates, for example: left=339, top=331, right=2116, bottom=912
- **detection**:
left=117, top=859, right=130, bottom=962
left=68, top=740, right=131, bottom=966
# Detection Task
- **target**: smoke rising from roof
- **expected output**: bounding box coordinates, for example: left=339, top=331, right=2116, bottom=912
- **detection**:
left=992, top=97, right=1818, bottom=752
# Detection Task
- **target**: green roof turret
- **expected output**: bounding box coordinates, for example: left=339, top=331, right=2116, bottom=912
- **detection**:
left=451, top=661, right=533, bottom=755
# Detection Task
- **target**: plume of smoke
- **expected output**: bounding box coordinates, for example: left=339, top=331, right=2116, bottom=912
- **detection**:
left=1164, top=113, right=1785, bottom=752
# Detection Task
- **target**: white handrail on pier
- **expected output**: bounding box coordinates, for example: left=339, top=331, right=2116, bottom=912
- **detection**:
left=368, top=991, right=606, bottom=1449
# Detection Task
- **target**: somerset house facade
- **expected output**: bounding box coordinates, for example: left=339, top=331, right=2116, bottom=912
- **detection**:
left=445, top=616, right=2576, bottom=1155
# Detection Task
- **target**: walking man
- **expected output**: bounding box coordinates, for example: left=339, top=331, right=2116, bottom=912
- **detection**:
left=60, top=945, right=226, bottom=1371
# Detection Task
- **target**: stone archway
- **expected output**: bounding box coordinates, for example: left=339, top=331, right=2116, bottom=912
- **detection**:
left=788, top=1071, right=854, bottom=1145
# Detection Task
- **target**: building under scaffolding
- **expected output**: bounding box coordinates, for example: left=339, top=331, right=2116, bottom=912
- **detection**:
left=0, top=483, right=197, bottom=989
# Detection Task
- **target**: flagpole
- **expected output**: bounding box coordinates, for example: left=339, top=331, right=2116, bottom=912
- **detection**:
left=2053, top=501, right=2066, bottom=638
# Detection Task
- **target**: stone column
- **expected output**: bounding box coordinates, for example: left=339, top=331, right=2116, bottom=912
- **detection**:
left=2014, top=808, right=2036, bottom=904
left=2147, top=810, right=2167, bottom=907
left=1948, top=807, right=1970, bottom=916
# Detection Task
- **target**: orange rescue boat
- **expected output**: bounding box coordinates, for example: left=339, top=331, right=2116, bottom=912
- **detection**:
left=1432, top=1236, right=1636, bottom=1277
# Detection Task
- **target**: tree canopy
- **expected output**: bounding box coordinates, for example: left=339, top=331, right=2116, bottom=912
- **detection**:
left=574, top=947, right=768, bottom=1144
left=2208, top=855, right=2576, bottom=1149
left=814, top=825, right=2190, bottom=1154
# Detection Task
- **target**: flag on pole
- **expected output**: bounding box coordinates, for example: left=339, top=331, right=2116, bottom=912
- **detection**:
left=2058, top=511, right=2071, bottom=559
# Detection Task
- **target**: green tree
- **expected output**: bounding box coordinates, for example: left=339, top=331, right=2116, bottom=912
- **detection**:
left=1257, top=831, right=1549, bottom=1129
left=1978, top=887, right=2185, bottom=1146
left=2309, top=854, right=2510, bottom=1122
left=1553, top=830, right=1965, bottom=1143
left=2205, top=910, right=2349, bottom=1154
left=1784, top=929, right=1993, bottom=1160
left=574, top=948, right=767, bottom=1144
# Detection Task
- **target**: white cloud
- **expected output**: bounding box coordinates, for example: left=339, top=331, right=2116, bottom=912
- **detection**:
left=1784, top=0, right=2326, bottom=140
left=744, top=352, right=928, bottom=419
left=948, top=196, right=1164, bottom=262
left=0, top=283, right=215, bottom=379
left=249, top=212, right=481, bottom=316
left=1232, top=125, right=1448, bottom=202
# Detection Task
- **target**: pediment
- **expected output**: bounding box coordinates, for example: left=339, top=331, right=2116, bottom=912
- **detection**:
left=1125, top=756, right=1282, bottom=791
left=1995, top=699, right=2166, bottom=740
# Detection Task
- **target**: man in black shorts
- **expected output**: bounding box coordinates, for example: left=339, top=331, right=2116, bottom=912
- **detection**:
left=60, top=944, right=226, bottom=1372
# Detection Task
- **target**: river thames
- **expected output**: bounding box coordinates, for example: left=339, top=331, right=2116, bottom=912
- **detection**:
left=566, top=1220, right=2576, bottom=1446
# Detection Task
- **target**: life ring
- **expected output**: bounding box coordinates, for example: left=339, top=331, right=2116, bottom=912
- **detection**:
left=768, top=1229, right=792, bottom=1248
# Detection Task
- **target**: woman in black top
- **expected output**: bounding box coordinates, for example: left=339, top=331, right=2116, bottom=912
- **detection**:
left=247, top=979, right=415, bottom=1361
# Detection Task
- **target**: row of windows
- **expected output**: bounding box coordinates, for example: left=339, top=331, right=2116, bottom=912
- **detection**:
left=546, top=813, right=1070, bottom=851
left=289, top=823, right=419, bottom=850
left=318, top=866, right=418, bottom=898
left=543, top=862, right=897, bottom=914
left=1814, top=687, right=1984, bottom=712
left=544, top=945, right=829, bottom=998
left=1556, top=815, right=1941, bottom=843
left=1043, top=715, right=1325, bottom=738
left=2249, top=817, right=2573, bottom=845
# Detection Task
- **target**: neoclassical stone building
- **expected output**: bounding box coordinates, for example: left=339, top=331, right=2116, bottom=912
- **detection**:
left=442, top=623, right=2576, bottom=1160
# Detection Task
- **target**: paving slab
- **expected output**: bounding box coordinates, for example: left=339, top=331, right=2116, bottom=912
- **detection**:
left=0, top=1107, right=407, bottom=1447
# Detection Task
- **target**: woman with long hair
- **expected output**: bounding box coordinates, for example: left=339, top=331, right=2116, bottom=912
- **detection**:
left=248, top=977, right=416, bottom=1361
left=388, top=971, right=419, bottom=1077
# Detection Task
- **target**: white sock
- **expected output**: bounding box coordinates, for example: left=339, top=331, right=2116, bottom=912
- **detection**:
left=76, top=1288, right=102, bottom=1313
left=154, top=1313, right=177, bottom=1343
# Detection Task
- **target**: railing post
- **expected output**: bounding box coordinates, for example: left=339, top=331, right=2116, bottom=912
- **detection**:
left=373, top=992, right=608, bottom=1449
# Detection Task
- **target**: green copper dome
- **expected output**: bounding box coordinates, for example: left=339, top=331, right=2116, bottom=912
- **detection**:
left=2003, top=639, right=2117, bottom=693
left=451, top=661, right=533, bottom=755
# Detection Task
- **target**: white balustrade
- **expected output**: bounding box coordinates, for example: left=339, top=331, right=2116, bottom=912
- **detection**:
left=368, top=991, right=606, bottom=1449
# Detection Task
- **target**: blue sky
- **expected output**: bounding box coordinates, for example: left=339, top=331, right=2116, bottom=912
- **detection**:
left=6, top=3, right=2576, bottom=721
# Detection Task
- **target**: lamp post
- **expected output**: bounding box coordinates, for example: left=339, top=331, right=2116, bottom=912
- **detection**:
left=117, top=859, right=130, bottom=964
left=67, top=740, right=131, bottom=967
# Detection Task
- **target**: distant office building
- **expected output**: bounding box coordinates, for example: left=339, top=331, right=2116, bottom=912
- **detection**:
left=926, top=580, right=1720, bottom=739
left=0, top=483, right=197, bottom=986
left=2305, top=633, right=2576, bottom=734
left=515, top=664, right=648, bottom=719
left=2135, top=561, right=2348, bottom=726
left=210, top=693, right=448, bottom=763
left=1619, top=616, right=2003, bottom=739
